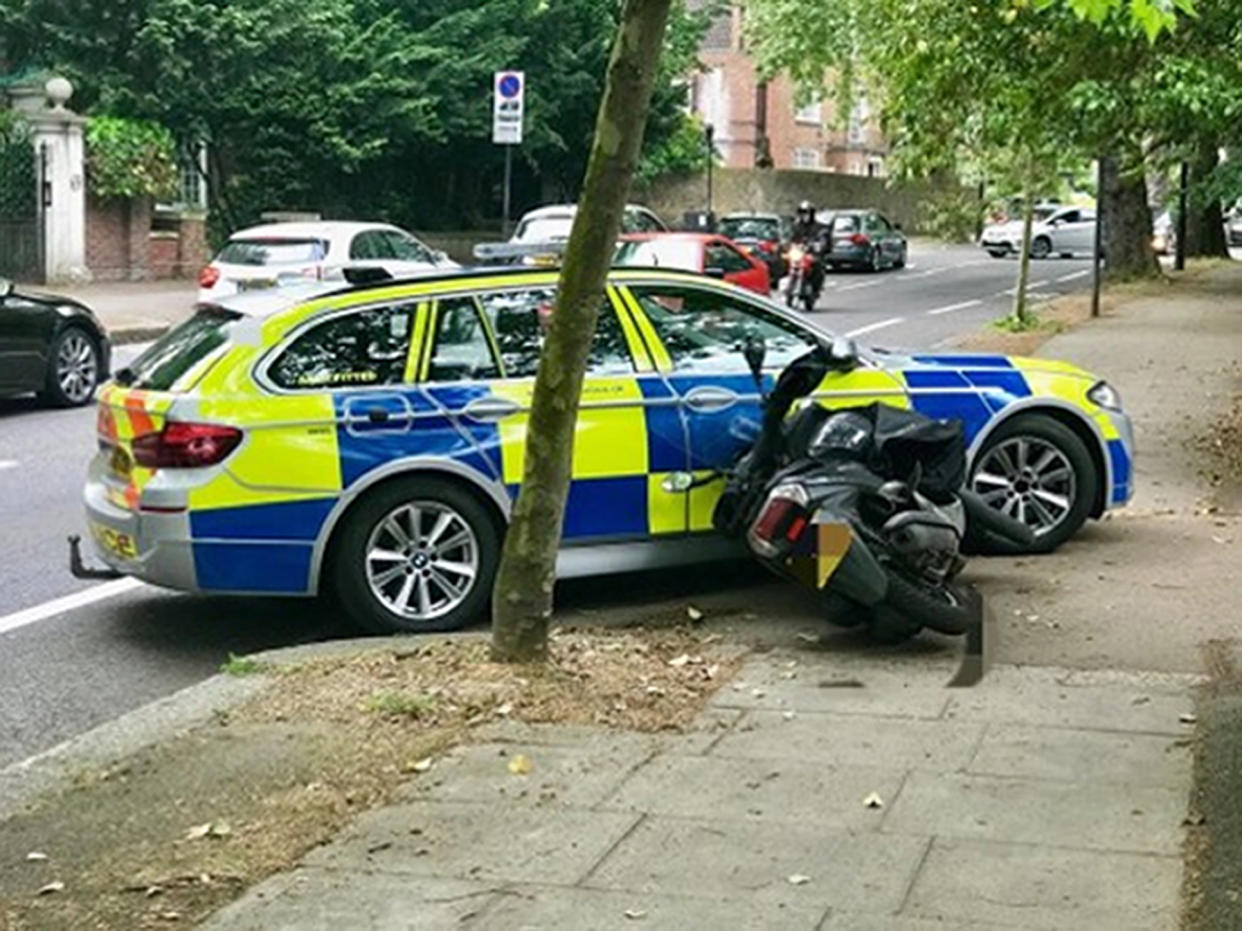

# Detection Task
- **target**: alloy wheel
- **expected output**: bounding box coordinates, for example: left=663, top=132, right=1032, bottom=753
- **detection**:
left=364, top=501, right=479, bottom=621
left=56, top=332, right=97, bottom=403
left=971, top=436, right=1076, bottom=536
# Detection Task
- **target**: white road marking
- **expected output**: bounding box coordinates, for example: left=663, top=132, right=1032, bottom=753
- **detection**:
left=0, top=460, right=18, bottom=471
left=846, top=316, right=906, bottom=338
left=1056, top=270, right=1090, bottom=283
left=926, top=299, right=983, bottom=316
left=838, top=280, right=883, bottom=292
left=0, top=578, right=145, bottom=636
left=1028, top=279, right=1051, bottom=289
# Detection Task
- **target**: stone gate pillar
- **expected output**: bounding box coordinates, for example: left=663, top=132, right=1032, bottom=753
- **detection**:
left=9, top=75, right=88, bottom=282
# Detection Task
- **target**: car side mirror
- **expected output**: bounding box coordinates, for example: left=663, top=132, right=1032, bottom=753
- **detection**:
left=704, top=266, right=726, bottom=279
left=0, top=277, right=11, bottom=298
left=828, top=336, right=858, bottom=370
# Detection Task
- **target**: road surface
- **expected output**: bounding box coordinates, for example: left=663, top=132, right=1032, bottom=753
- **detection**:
left=0, top=243, right=1097, bottom=768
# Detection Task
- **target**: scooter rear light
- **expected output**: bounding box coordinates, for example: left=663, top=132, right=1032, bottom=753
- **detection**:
left=785, top=514, right=808, bottom=542
left=749, top=483, right=811, bottom=556
left=753, top=497, right=797, bottom=543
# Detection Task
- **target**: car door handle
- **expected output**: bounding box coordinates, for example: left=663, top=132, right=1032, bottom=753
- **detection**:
left=683, top=385, right=740, bottom=413
left=367, top=407, right=390, bottom=423
left=463, top=396, right=521, bottom=422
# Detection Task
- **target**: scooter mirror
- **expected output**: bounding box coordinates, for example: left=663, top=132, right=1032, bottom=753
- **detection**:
left=743, top=333, right=766, bottom=387
left=829, top=336, right=859, bottom=370
left=660, top=471, right=695, bottom=494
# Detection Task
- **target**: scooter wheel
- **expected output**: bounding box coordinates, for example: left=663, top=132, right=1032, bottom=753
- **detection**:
left=867, top=605, right=922, bottom=644
left=821, top=590, right=866, bottom=628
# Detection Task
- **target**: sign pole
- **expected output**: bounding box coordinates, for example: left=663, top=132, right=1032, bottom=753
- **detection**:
left=1091, top=157, right=1103, bottom=318
left=1175, top=160, right=1188, bottom=272
left=503, top=145, right=513, bottom=239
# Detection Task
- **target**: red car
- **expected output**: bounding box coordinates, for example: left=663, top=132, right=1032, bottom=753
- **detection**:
left=614, top=232, right=771, bottom=295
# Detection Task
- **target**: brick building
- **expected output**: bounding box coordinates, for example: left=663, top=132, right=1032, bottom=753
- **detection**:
left=688, top=5, right=887, bottom=177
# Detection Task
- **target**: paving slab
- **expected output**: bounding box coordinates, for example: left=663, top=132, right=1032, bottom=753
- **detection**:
left=477, top=884, right=827, bottom=929
left=944, top=666, right=1195, bottom=734
left=600, top=752, right=901, bottom=830
left=468, top=714, right=740, bottom=756
left=967, top=723, right=1191, bottom=786
left=882, top=769, right=1186, bottom=855
left=904, top=837, right=1181, bottom=930
left=711, top=670, right=953, bottom=719
left=586, top=814, right=929, bottom=914
left=203, top=870, right=498, bottom=930
left=712, top=709, right=984, bottom=770
left=399, top=741, right=652, bottom=809
left=819, top=914, right=1016, bottom=931
left=303, top=800, right=639, bottom=886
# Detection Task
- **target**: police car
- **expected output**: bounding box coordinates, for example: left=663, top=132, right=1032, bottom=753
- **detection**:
left=80, top=267, right=1133, bottom=633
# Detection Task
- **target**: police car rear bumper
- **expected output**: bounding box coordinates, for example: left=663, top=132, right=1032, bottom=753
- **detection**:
left=79, top=458, right=199, bottom=591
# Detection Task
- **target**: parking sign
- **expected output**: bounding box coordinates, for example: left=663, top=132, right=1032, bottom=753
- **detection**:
left=493, top=71, right=524, bottom=145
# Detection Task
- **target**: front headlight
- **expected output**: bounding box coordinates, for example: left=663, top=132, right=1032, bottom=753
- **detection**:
left=1087, top=380, right=1122, bottom=411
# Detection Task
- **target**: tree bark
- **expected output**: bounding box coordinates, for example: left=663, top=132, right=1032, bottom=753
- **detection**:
left=1184, top=138, right=1230, bottom=258
left=490, top=0, right=673, bottom=664
left=1011, top=181, right=1035, bottom=324
left=1099, top=155, right=1158, bottom=279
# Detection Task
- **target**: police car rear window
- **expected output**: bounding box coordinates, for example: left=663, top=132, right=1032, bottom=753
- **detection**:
left=117, top=308, right=240, bottom=391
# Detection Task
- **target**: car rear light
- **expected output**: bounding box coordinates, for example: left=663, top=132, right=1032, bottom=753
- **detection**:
left=198, top=265, right=221, bottom=289
left=849, top=233, right=870, bottom=246
left=132, top=422, right=242, bottom=468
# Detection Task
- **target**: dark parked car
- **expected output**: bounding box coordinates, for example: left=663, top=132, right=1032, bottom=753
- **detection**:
left=816, top=209, right=907, bottom=271
left=718, top=212, right=792, bottom=281
left=0, top=277, right=110, bottom=407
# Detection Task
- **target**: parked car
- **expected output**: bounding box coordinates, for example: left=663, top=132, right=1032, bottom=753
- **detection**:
left=198, top=222, right=455, bottom=302
left=511, top=203, right=667, bottom=245
left=718, top=212, right=792, bottom=280
left=614, top=232, right=771, bottom=294
left=1227, top=209, right=1242, bottom=248
left=80, top=265, right=1132, bottom=635
left=0, top=277, right=110, bottom=407
left=1152, top=210, right=1176, bottom=256
left=980, top=204, right=1097, bottom=259
left=815, top=209, right=908, bottom=271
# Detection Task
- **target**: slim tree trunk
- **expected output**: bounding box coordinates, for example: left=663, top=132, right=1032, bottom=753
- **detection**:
left=1185, top=138, right=1229, bottom=258
left=1099, top=154, right=1158, bottom=279
left=1011, top=181, right=1035, bottom=324
left=490, top=0, right=673, bottom=663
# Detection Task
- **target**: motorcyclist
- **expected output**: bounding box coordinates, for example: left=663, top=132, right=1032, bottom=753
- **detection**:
left=789, top=200, right=828, bottom=296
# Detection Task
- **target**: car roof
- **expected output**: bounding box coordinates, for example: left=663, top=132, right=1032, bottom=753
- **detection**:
left=201, top=265, right=758, bottom=319
left=226, top=221, right=398, bottom=242
left=721, top=212, right=782, bottom=220
left=518, top=203, right=652, bottom=221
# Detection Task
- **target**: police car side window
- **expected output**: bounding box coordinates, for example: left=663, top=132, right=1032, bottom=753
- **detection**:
left=630, top=286, right=817, bottom=374
left=269, top=304, right=414, bottom=389
left=426, top=298, right=500, bottom=382
left=476, top=288, right=633, bottom=378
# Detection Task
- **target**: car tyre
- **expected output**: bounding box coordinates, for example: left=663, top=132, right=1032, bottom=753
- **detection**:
left=969, top=413, right=1097, bottom=554
left=1030, top=236, right=1052, bottom=260
left=40, top=326, right=101, bottom=408
left=332, top=477, right=500, bottom=634
left=868, top=247, right=882, bottom=272
left=986, top=248, right=1008, bottom=259
left=893, top=246, right=907, bottom=269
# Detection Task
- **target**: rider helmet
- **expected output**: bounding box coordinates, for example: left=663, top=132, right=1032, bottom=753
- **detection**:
left=795, top=200, right=815, bottom=224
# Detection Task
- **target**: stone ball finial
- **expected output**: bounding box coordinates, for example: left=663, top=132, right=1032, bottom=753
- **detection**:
left=45, top=76, right=74, bottom=110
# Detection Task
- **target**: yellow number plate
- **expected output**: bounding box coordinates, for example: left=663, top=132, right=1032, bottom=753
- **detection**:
left=91, top=522, right=138, bottom=560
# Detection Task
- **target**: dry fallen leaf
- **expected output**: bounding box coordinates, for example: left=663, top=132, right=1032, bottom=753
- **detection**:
left=863, top=792, right=885, bottom=809
left=796, top=632, right=819, bottom=644
left=25, top=852, right=48, bottom=862
left=751, top=688, right=766, bottom=698
left=495, top=702, right=513, bottom=717
left=508, top=754, right=533, bottom=775
left=36, top=881, right=64, bottom=896
left=623, top=909, right=648, bottom=920
left=185, top=823, right=212, bottom=841
left=411, top=757, right=434, bottom=773
left=185, top=821, right=231, bottom=841
left=686, top=606, right=704, bottom=622
left=1180, top=713, right=1198, bottom=725
left=668, top=654, right=691, bottom=668
left=787, top=874, right=811, bottom=885
left=782, top=711, right=796, bottom=721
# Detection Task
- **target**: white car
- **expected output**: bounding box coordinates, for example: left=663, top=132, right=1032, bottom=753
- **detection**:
left=511, top=203, right=667, bottom=244
left=198, top=221, right=456, bottom=301
left=981, top=205, right=1097, bottom=259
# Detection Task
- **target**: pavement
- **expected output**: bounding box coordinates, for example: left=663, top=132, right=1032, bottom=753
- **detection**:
left=22, top=279, right=199, bottom=344
left=202, top=649, right=1197, bottom=930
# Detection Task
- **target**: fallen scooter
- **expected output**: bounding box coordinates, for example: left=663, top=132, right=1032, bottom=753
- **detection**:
left=706, top=338, right=1034, bottom=642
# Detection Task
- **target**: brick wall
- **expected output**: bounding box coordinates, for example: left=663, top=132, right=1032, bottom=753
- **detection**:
left=85, top=195, right=152, bottom=280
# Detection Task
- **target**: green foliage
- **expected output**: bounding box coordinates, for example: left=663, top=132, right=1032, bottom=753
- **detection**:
left=361, top=690, right=440, bottom=718
left=220, top=653, right=268, bottom=676
left=919, top=191, right=984, bottom=243
left=635, top=112, right=710, bottom=185
left=85, top=116, right=179, bottom=200
left=0, top=0, right=709, bottom=230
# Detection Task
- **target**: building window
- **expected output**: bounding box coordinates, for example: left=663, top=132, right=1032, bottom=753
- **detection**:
left=867, top=157, right=885, bottom=178
left=793, top=147, right=821, bottom=170
left=794, top=98, right=822, bottom=126
left=158, top=141, right=208, bottom=211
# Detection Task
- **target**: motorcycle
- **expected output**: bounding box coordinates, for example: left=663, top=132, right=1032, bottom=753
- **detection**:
left=783, top=239, right=824, bottom=312
left=708, top=337, right=1035, bottom=642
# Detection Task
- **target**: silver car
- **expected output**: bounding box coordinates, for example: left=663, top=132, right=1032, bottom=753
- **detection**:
left=981, top=205, right=1097, bottom=259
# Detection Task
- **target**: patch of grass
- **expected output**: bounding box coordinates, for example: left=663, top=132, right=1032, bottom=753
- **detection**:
left=990, top=312, right=1047, bottom=333
left=220, top=653, right=268, bottom=677
left=361, top=690, right=440, bottom=719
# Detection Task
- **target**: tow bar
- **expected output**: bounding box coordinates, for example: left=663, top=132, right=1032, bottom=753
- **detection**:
left=68, top=534, right=124, bottom=580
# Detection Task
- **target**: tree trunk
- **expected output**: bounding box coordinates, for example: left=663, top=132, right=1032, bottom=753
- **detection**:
left=1099, top=155, right=1158, bottom=279
left=1185, top=138, right=1230, bottom=258
left=1011, top=182, right=1036, bottom=323
left=490, top=0, right=673, bottom=664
